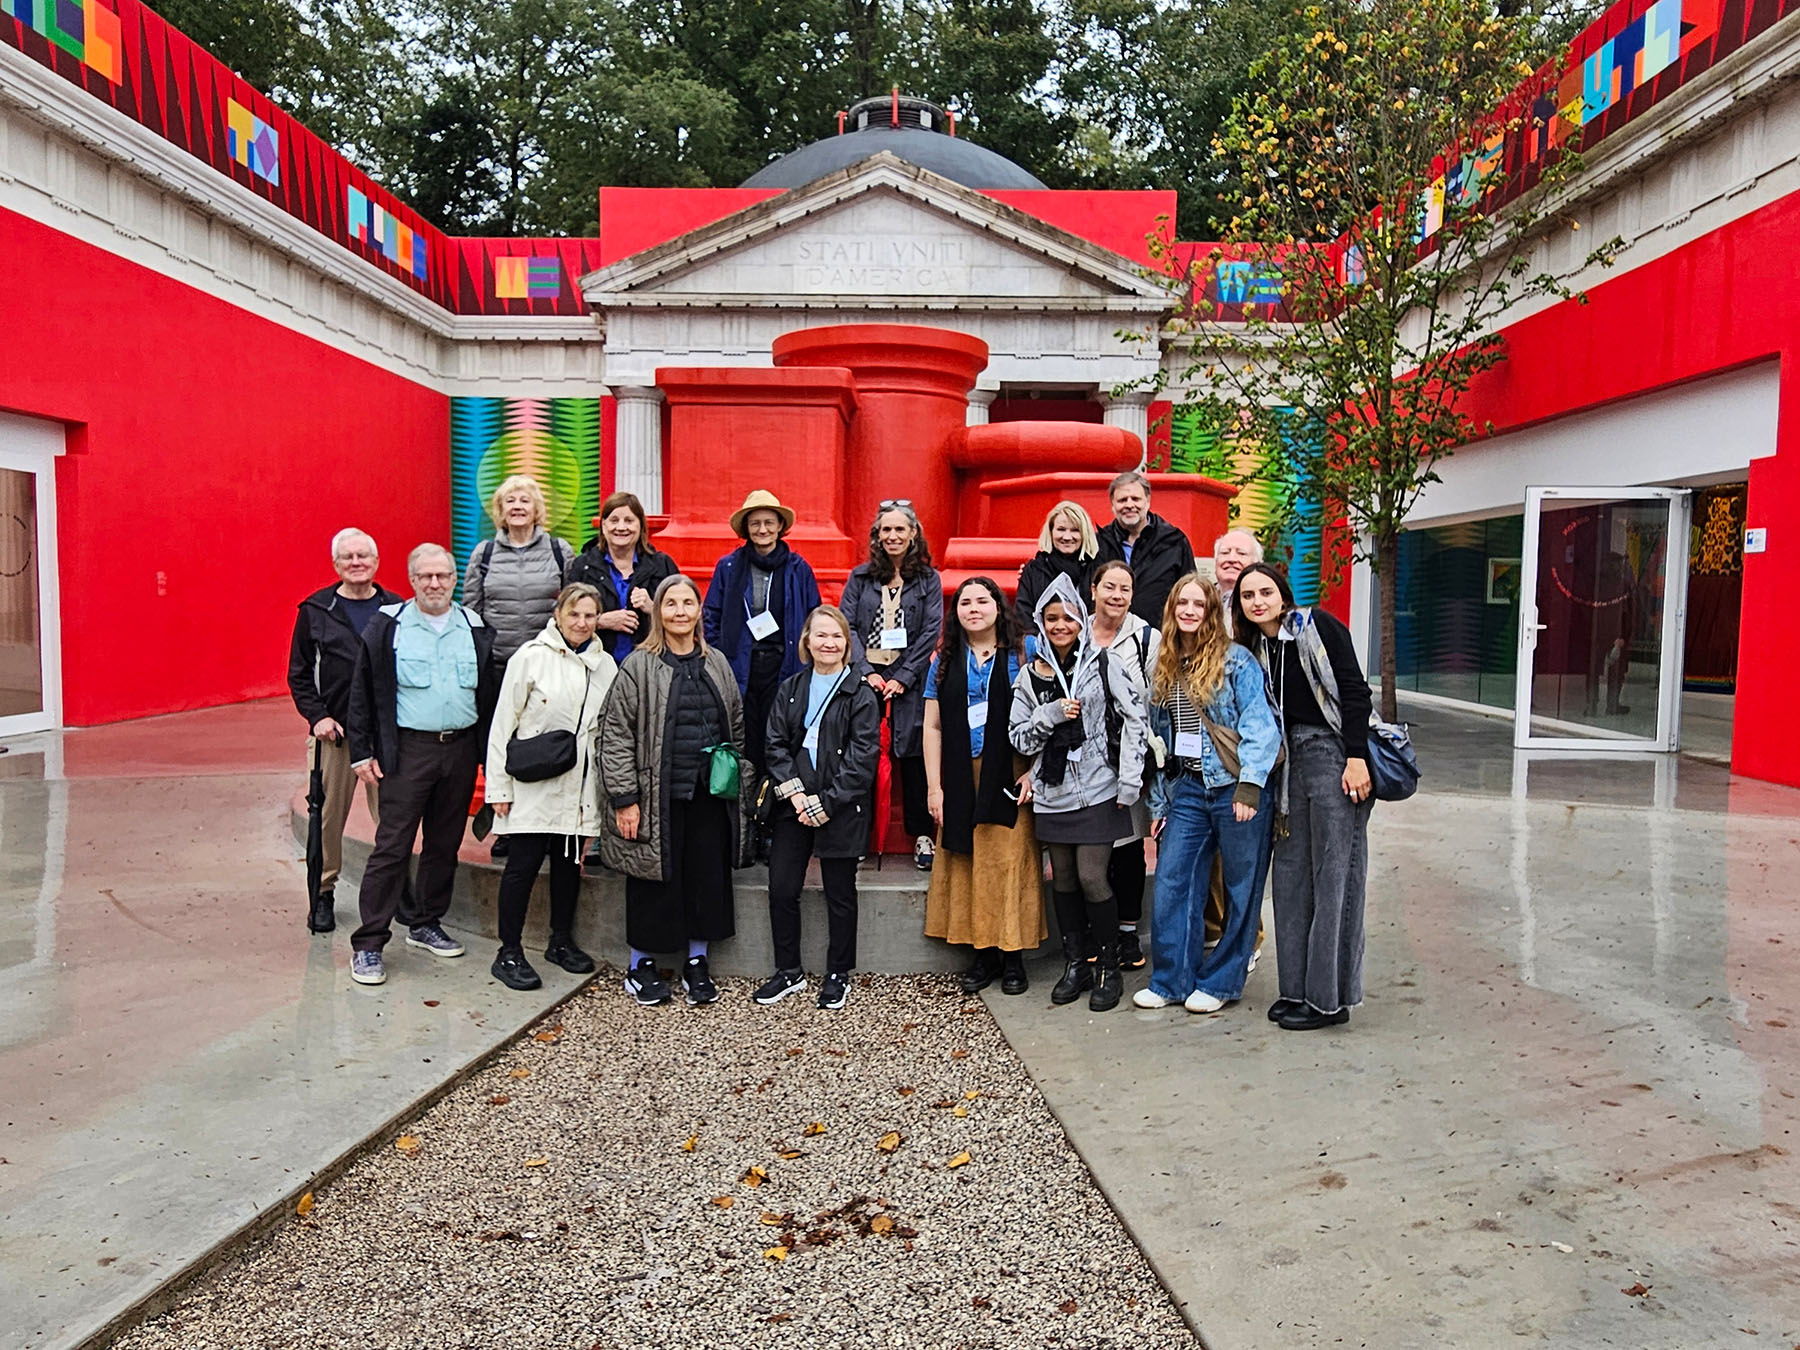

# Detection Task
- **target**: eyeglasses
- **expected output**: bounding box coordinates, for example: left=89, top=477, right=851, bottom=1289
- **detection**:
left=877, top=499, right=913, bottom=511
left=412, top=571, right=455, bottom=582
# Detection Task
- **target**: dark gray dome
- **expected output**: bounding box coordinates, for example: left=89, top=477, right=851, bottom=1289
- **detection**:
left=742, top=96, right=1047, bottom=191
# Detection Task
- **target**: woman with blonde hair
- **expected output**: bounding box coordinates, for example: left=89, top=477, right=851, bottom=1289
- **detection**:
left=1015, top=500, right=1098, bottom=621
left=462, top=475, right=576, bottom=667
left=753, top=605, right=882, bottom=1011
left=1133, top=572, right=1280, bottom=1015
left=599, top=574, right=751, bottom=1007
left=483, top=583, right=618, bottom=990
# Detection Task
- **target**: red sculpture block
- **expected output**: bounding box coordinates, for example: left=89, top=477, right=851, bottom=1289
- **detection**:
left=651, top=365, right=862, bottom=589
left=773, top=324, right=988, bottom=559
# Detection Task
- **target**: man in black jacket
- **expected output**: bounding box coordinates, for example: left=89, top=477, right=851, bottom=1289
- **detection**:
left=346, top=543, right=500, bottom=987
left=288, top=528, right=401, bottom=933
left=1092, top=470, right=1196, bottom=626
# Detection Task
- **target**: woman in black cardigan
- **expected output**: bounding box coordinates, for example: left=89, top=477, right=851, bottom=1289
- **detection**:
left=752, top=605, right=882, bottom=1011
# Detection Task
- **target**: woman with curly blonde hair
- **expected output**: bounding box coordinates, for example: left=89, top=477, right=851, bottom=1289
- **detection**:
left=1134, top=572, right=1280, bottom=1015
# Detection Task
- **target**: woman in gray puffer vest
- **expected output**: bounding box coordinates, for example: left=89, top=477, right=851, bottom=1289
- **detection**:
left=462, top=474, right=574, bottom=667
left=1008, top=573, right=1146, bottom=1012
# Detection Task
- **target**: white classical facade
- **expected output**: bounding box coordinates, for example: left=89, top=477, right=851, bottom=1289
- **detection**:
left=582, top=153, right=1179, bottom=506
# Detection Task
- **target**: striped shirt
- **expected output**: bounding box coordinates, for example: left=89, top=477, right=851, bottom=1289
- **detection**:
left=1168, top=682, right=1209, bottom=774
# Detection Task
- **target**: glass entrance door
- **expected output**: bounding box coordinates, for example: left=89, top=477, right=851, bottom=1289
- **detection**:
left=1514, top=487, right=1691, bottom=750
left=0, top=450, right=59, bottom=738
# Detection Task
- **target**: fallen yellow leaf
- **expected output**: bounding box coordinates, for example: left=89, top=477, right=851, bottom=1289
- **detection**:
left=964, top=1090, right=979, bottom=1100
left=778, top=1149, right=805, bottom=1160
left=947, top=1151, right=971, bottom=1169
left=876, top=1131, right=903, bottom=1154
left=710, top=1196, right=735, bottom=1209
left=681, top=1135, right=697, bottom=1153
left=802, top=1122, right=827, bottom=1137
left=764, top=1245, right=790, bottom=1261
left=760, top=1211, right=785, bottom=1225
left=952, top=1104, right=969, bottom=1118
left=395, top=1135, right=422, bottom=1156
left=509, top=1067, right=531, bottom=1080
left=870, top=1214, right=895, bottom=1235
left=950, top=1048, right=970, bottom=1060
left=741, top=1165, right=768, bottom=1188
left=295, top=1191, right=314, bottom=1217
left=532, top=1027, right=562, bottom=1044
left=523, top=1156, right=549, bottom=1168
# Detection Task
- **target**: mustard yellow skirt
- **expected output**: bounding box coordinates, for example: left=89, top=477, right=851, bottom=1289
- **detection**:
left=924, top=757, right=1046, bottom=953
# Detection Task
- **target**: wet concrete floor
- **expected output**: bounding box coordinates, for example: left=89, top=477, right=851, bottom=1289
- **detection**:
left=3, top=696, right=1797, bottom=1348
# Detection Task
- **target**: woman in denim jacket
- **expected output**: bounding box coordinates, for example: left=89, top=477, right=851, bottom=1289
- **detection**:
left=1134, top=573, right=1280, bottom=1014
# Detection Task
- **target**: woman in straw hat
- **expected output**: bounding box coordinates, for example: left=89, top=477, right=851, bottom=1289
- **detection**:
left=701, top=490, right=823, bottom=777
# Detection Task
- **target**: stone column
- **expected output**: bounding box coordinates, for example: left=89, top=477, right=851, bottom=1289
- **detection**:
left=966, top=387, right=998, bottom=427
left=613, top=385, right=665, bottom=513
left=1100, top=390, right=1155, bottom=466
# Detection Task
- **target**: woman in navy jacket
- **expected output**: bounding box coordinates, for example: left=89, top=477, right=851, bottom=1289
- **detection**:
left=701, top=490, right=822, bottom=777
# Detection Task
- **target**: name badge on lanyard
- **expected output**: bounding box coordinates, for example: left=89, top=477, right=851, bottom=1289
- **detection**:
left=745, top=597, right=778, bottom=642
left=966, top=699, right=988, bottom=731
left=878, top=625, right=908, bottom=650
left=1174, top=730, right=1208, bottom=760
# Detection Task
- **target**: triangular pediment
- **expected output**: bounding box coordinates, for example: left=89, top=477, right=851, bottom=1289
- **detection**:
left=582, top=154, right=1172, bottom=313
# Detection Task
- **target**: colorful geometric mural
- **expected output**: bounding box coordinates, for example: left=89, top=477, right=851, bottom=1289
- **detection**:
left=226, top=97, right=279, bottom=186
left=347, top=185, right=429, bottom=282
left=494, top=255, right=563, bottom=300
left=1, top=0, right=119, bottom=81
left=1169, top=407, right=1323, bottom=605
left=449, top=398, right=602, bottom=591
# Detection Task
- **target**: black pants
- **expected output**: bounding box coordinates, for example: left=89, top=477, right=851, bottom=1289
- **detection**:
left=767, top=812, right=858, bottom=973
left=744, top=643, right=785, bottom=775
left=353, top=728, right=479, bottom=952
left=496, top=832, right=581, bottom=948
left=625, top=787, right=736, bottom=952
left=895, top=750, right=931, bottom=840
left=1108, top=838, right=1147, bottom=925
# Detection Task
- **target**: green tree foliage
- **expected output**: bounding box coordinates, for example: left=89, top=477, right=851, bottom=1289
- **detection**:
left=1151, top=0, right=1621, bottom=718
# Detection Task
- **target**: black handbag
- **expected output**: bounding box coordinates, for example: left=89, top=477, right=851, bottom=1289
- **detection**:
left=504, top=670, right=590, bottom=783
left=1366, top=717, right=1421, bottom=801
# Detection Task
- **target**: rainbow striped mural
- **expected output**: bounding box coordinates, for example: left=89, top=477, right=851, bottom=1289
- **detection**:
left=450, top=398, right=602, bottom=591
left=1169, top=408, right=1323, bottom=604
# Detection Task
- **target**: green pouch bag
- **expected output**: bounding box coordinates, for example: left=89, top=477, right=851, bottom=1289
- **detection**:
left=703, top=743, right=740, bottom=799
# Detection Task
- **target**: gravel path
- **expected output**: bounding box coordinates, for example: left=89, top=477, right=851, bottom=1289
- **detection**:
left=117, top=972, right=1196, bottom=1350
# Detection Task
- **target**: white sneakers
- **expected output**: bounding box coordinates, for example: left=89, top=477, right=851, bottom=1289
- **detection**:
left=1184, top=990, right=1226, bottom=1014
left=1131, top=988, right=1171, bottom=1009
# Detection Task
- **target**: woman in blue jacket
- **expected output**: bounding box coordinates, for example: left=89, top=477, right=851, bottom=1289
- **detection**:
left=702, top=490, right=822, bottom=777
left=1134, top=572, right=1280, bottom=1016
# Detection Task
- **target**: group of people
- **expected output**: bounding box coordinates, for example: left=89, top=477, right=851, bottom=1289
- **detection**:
left=288, top=469, right=1378, bottom=1029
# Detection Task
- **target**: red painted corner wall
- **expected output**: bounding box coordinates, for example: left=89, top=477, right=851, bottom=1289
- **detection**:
left=1460, top=189, right=1800, bottom=787
left=0, top=209, right=449, bottom=726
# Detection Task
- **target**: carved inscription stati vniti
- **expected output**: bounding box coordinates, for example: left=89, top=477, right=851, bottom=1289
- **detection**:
left=793, top=237, right=971, bottom=291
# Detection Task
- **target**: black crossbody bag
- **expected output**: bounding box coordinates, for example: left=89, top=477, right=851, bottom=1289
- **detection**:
left=505, top=670, right=591, bottom=783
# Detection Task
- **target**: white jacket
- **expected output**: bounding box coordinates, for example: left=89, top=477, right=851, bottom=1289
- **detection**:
left=484, top=620, right=617, bottom=837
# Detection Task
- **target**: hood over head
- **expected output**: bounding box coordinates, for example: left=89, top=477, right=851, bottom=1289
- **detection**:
left=1033, top=573, right=1091, bottom=668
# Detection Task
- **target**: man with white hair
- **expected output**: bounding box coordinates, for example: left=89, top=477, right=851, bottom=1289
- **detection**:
left=288, top=528, right=402, bottom=933
left=1212, top=527, right=1263, bottom=635
left=346, top=543, right=500, bottom=986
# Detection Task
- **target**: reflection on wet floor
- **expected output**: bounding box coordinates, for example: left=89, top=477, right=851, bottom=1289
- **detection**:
left=2, top=697, right=1797, bottom=1349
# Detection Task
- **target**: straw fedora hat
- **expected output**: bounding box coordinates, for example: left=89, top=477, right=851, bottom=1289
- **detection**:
left=729, top=489, right=797, bottom=538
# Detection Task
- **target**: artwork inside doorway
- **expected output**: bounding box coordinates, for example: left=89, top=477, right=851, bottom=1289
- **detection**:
left=1683, top=484, right=1744, bottom=694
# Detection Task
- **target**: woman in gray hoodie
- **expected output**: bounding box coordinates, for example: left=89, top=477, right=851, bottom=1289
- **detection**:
left=1008, top=574, right=1147, bottom=1011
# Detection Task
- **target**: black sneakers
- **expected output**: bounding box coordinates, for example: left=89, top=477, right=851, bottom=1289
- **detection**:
left=683, top=955, right=719, bottom=1006
left=491, top=946, right=542, bottom=991
left=753, top=968, right=807, bottom=1005
left=1116, top=929, right=1145, bottom=970
left=817, top=972, right=850, bottom=1010
left=624, top=958, right=670, bottom=1006
left=543, top=933, right=596, bottom=974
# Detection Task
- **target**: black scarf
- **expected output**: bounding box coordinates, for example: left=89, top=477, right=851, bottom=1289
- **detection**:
left=1032, top=651, right=1088, bottom=787
left=937, top=649, right=1018, bottom=855
left=745, top=540, right=791, bottom=572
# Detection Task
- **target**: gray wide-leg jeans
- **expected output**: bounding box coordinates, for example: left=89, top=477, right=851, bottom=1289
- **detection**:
left=1272, top=725, right=1373, bottom=1014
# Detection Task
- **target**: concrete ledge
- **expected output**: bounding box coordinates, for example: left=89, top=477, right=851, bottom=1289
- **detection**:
left=291, top=795, right=991, bottom=975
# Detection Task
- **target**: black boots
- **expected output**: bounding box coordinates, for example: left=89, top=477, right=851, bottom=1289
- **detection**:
left=491, top=946, right=542, bottom=990
left=543, top=931, right=596, bottom=974
left=959, top=947, right=1003, bottom=993
left=999, top=951, right=1028, bottom=995
left=1090, top=940, right=1123, bottom=1011
left=307, top=891, right=336, bottom=933
left=1051, top=933, right=1092, bottom=1004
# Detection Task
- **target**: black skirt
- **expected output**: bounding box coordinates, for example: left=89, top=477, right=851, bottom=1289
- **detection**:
left=625, top=785, right=736, bottom=951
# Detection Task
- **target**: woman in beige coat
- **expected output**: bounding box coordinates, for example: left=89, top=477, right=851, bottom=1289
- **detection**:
left=484, top=584, right=617, bottom=990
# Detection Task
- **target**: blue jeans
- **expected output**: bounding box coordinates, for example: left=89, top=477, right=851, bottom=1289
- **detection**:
left=1148, top=776, right=1274, bottom=1002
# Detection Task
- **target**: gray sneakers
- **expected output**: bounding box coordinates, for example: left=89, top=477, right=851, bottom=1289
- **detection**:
left=350, top=950, right=386, bottom=985
left=406, top=924, right=465, bottom=958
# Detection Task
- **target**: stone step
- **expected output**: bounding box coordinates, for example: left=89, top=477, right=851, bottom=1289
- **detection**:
left=292, top=793, right=1028, bottom=976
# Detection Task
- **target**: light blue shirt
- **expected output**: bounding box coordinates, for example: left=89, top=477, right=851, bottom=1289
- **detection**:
left=393, top=603, right=479, bottom=733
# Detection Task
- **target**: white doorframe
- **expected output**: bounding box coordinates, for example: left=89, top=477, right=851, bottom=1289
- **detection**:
left=0, top=412, right=65, bottom=738
left=1513, top=485, right=1690, bottom=751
